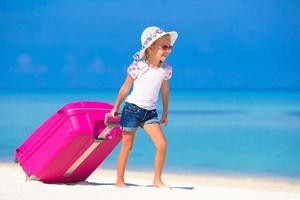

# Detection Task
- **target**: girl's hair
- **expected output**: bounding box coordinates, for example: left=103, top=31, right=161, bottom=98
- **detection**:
left=145, top=49, right=150, bottom=61
left=144, top=34, right=171, bottom=61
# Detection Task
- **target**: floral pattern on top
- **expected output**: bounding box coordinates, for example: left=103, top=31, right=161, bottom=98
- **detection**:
left=127, top=60, right=148, bottom=79
left=127, top=60, right=172, bottom=80
left=163, top=64, right=172, bottom=80
left=127, top=61, right=143, bottom=79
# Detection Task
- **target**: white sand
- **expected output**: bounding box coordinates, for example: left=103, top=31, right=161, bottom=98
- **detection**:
left=1, top=164, right=300, bottom=200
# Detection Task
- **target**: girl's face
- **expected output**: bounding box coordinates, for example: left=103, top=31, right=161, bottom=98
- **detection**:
left=148, top=35, right=172, bottom=63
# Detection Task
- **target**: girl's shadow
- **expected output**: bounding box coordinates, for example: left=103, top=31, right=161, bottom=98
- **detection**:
left=71, top=181, right=194, bottom=190
left=65, top=181, right=141, bottom=187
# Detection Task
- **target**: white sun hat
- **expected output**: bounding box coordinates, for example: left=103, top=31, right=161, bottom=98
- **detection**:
left=133, top=26, right=178, bottom=61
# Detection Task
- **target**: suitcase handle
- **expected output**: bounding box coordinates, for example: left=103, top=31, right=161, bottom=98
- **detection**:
left=104, top=112, right=121, bottom=128
left=95, top=113, right=121, bottom=141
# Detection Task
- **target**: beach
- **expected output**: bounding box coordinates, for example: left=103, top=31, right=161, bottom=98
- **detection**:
left=1, top=163, right=300, bottom=200
left=1, top=90, right=300, bottom=200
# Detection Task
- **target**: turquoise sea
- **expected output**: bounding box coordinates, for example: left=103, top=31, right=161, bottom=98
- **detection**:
left=0, top=89, right=300, bottom=179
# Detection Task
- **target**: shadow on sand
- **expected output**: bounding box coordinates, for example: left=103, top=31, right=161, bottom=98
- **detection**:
left=58, top=181, right=194, bottom=190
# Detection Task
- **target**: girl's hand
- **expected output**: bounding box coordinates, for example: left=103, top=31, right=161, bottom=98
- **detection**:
left=160, top=115, right=168, bottom=127
left=110, top=107, right=119, bottom=117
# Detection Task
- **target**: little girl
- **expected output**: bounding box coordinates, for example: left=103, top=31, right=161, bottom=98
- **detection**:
left=110, top=26, right=178, bottom=188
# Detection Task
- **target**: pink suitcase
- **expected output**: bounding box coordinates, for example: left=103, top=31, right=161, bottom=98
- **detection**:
left=15, top=101, right=122, bottom=183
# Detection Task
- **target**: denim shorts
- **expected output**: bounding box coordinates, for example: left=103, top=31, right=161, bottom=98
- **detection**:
left=120, top=102, right=159, bottom=132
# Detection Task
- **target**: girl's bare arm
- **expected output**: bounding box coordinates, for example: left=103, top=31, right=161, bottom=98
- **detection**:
left=160, top=80, right=170, bottom=125
left=111, top=74, right=134, bottom=115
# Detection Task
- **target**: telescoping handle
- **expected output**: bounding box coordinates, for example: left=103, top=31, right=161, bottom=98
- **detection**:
left=64, top=112, right=122, bottom=177
left=95, top=112, right=121, bottom=141
left=104, top=112, right=121, bottom=128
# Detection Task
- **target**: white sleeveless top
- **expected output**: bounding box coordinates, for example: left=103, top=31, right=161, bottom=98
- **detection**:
left=125, top=60, right=172, bottom=110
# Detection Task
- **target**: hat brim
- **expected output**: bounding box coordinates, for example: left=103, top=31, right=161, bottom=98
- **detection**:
left=134, top=31, right=178, bottom=60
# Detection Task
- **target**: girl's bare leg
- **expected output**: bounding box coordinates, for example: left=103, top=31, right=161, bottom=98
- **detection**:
left=143, top=123, right=167, bottom=187
left=115, top=130, right=136, bottom=187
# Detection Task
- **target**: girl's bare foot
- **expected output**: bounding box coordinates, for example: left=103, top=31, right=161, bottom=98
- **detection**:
left=153, top=179, right=173, bottom=190
left=153, top=179, right=165, bottom=187
left=115, top=181, right=127, bottom=188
